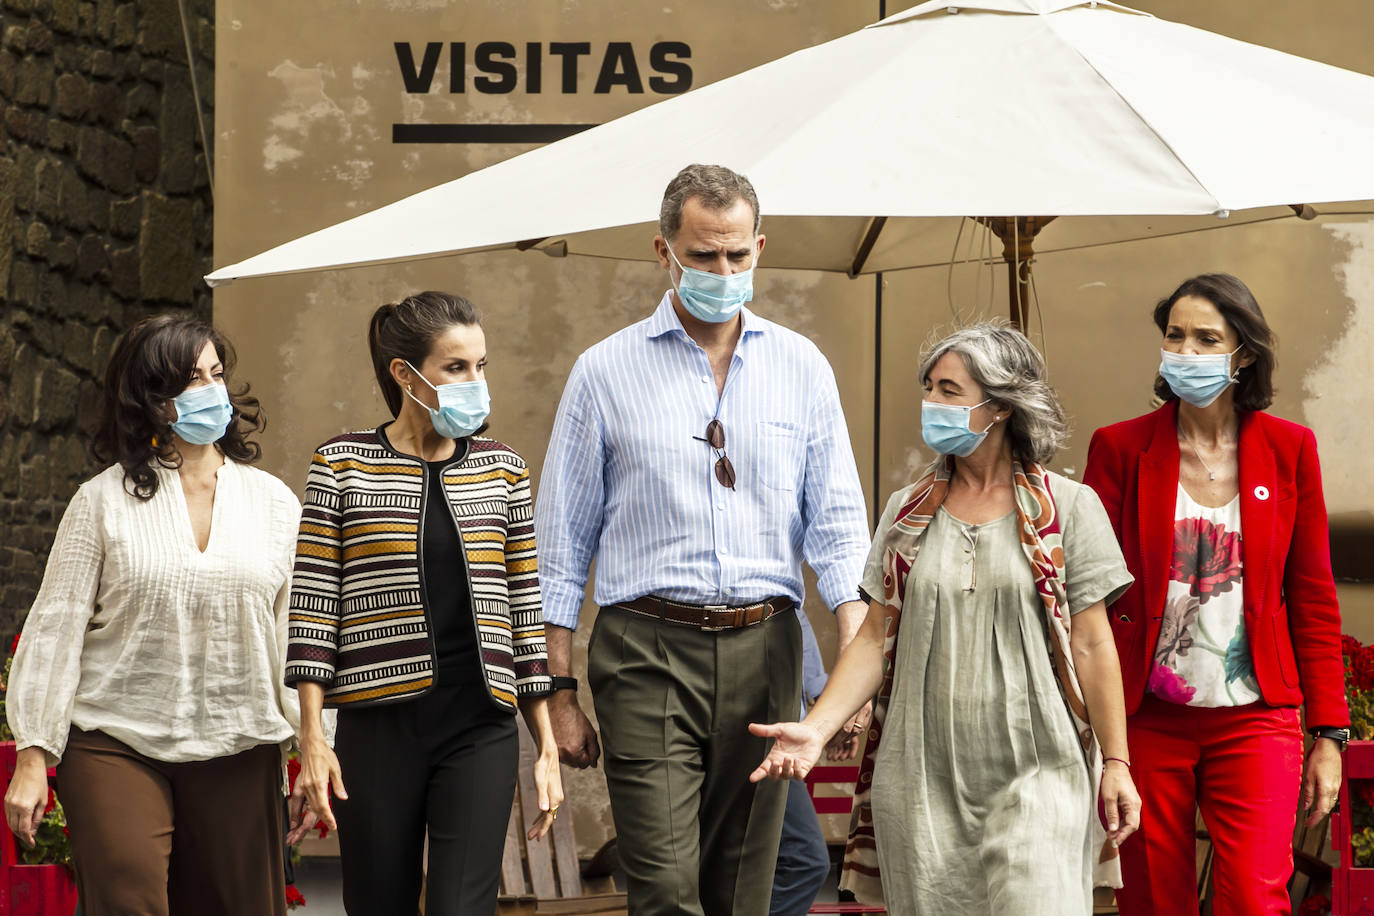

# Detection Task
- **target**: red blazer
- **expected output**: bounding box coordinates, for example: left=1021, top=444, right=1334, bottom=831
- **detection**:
left=1083, top=401, right=1348, bottom=728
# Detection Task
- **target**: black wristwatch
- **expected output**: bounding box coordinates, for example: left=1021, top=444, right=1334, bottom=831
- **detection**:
left=551, top=676, right=579, bottom=692
left=1310, top=726, right=1350, bottom=751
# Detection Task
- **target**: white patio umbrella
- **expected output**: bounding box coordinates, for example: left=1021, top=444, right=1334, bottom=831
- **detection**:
left=207, top=0, right=1374, bottom=327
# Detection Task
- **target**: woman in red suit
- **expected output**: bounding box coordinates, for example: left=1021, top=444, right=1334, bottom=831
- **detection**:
left=1083, top=273, right=1347, bottom=915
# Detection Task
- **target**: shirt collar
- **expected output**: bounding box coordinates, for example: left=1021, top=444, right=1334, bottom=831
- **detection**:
left=644, top=290, right=766, bottom=342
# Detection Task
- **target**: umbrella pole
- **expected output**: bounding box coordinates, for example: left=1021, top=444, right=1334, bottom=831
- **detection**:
left=979, top=216, right=1055, bottom=332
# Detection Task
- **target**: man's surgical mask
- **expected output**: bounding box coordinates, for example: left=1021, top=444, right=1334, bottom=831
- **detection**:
left=405, top=361, right=490, bottom=440
left=666, top=243, right=757, bottom=324
left=1158, top=347, right=1241, bottom=408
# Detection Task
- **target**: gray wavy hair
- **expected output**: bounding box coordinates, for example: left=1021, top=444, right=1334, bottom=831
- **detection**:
left=918, top=322, right=1068, bottom=465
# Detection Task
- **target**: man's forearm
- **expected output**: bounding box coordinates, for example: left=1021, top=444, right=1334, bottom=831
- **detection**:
left=835, top=600, right=866, bottom=653
left=545, top=623, right=577, bottom=678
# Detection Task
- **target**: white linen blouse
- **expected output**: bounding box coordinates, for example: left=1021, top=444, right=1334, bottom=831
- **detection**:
left=8, top=459, right=302, bottom=765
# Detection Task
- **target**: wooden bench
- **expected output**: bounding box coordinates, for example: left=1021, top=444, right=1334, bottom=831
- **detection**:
left=496, top=720, right=625, bottom=915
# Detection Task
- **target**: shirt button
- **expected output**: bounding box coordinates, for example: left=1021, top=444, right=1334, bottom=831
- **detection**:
left=716, top=503, right=725, bottom=511
left=701, top=375, right=709, bottom=383
left=724, top=587, right=733, bottom=595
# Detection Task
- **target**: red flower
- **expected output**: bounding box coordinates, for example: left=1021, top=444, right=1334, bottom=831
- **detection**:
left=1344, top=635, right=1363, bottom=659
left=1299, top=892, right=1331, bottom=916
left=285, top=884, right=307, bottom=907
left=315, top=820, right=330, bottom=840
left=288, top=756, right=302, bottom=794
left=9, top=634, right=19, bottom=655
left=44, top=787, right=55, bottom=815
left=1169, top=518, right=1242, bottom=601
left=1355, top=647, right=1374, bottom=692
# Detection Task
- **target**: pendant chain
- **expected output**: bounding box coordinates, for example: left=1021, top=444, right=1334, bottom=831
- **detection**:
left=1181, top=430, right=1218, bottom=482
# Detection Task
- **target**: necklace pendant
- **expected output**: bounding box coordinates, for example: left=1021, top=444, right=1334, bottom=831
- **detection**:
left=1208, top=472, right=1215, bottom=481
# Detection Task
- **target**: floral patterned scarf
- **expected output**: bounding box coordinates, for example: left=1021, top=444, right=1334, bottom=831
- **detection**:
left=838, top=457, right=1122, bottom=901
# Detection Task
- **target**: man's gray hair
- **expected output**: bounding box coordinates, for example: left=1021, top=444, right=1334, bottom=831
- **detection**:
left=659, top=164, right=761, bottom=241
left=917, top=322, right=1069, bottom=465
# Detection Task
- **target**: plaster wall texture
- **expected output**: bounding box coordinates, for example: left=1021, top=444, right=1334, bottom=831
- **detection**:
left=213, top=0, right=1373, bottom=852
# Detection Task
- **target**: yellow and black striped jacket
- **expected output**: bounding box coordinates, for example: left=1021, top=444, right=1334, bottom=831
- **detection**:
left=284, top=427, right=551, bottom=709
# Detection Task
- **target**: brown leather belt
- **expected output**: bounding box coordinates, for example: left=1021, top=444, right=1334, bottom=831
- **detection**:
left=613, top=595, right=793, bottom=631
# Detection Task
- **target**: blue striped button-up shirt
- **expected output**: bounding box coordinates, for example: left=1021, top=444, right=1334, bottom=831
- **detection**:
left=536, top=291, right=870, bottom=630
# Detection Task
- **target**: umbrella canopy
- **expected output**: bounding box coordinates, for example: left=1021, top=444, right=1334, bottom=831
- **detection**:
left=207, top=0, right=1374, bottom=293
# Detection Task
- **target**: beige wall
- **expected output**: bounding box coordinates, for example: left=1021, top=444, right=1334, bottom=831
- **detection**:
left=215, top=0, right=1374, bottom=852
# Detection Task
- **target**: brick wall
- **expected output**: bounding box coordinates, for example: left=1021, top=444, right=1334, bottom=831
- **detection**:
left=0, top=0, right=213, bottom=634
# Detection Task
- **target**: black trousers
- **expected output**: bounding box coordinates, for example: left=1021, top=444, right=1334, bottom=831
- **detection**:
left=333, top=677, right=518, bottom=916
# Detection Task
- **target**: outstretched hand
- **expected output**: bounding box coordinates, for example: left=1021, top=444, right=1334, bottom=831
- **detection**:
left=748, top=721, right=827, bottom=783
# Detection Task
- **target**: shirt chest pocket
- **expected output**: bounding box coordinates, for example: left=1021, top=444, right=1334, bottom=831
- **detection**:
left=754, top=422, right=804, bottom=491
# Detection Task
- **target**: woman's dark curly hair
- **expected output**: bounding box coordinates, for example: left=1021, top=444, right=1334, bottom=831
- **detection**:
left=92, top=314, right=265, bottom=499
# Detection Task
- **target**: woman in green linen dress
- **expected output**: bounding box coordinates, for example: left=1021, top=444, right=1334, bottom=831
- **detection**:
left=750, top=323, right=1142, bottom=914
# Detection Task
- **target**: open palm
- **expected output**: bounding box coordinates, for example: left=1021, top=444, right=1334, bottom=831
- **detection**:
left=748, top=721, right=827, bottom=783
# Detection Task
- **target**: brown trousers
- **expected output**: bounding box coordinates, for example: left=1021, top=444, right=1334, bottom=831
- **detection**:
left=56, top=727, right=286, bottom=916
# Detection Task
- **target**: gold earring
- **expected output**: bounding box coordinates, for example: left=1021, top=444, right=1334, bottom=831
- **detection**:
left=407, top=384, right=413, bottom=393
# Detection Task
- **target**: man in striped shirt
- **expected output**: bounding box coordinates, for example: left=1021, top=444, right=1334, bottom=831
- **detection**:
left=536, top=163, right=871, bottom=916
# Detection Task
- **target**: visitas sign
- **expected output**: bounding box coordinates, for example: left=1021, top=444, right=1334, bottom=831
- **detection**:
left=391, top=39, right=694, bottom=143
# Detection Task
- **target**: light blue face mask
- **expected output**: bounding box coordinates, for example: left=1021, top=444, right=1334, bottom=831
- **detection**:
left=405, top=361, right=490, bottom=439
left=921, top=398, right=995, bottom=458
left=171, top=382, right=233, bottom=445
left=666, top=243, right=757, bottom=324
left=1158, top=346, right=1241, bottom=408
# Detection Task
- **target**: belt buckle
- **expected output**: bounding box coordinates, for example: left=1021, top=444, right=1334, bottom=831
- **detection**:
left=700, top=604, right=732, bottom=631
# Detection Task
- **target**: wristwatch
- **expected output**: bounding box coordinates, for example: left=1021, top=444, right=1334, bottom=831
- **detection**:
left=551, top=676, right=579, bottom=692
left=1310, top=726, right=1350, bottom=751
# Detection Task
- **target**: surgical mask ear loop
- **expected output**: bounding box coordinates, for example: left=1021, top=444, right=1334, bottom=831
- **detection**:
left=665, top=243, right=685, bottom=289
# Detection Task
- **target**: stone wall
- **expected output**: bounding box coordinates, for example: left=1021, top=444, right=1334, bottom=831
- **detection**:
left=0, top=0, right=213, bottom=635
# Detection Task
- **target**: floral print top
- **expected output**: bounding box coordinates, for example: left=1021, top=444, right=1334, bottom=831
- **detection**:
left=1148, top=484, right=1260, bottom=707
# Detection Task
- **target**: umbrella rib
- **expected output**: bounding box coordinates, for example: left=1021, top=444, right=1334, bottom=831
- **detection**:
left=848, top=217, right=888, bottom=277
left=1041, top=15, right=1223, bottom=214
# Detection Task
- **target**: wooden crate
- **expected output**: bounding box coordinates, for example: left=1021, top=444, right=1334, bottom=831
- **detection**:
left=0, top=742, right=79, bottom=916
left=1332, top=741, right=1374, bottom=915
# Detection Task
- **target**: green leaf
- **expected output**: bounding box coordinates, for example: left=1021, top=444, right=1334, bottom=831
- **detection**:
left=1223, top=620, right=1255, bottom=684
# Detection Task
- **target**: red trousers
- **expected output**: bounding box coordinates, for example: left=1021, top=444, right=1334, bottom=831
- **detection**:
left=1116, top=696, right=1303, bottom=916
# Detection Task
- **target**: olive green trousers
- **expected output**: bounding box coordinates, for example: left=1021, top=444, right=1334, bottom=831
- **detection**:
left=588, top=604, right=803, bottom=916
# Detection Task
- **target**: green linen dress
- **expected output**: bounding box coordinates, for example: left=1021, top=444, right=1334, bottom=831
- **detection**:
left=858, top=473, right=1133, bottom=915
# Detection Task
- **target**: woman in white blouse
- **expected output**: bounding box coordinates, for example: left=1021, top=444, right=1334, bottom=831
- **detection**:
left=3, top=314, right=305, bottom=916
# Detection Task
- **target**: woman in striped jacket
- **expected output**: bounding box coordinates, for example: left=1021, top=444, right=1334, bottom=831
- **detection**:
left=285, top=291, right=561, bottom=915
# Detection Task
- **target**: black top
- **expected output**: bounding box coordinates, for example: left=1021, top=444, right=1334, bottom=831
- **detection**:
left=423, top=459, right=480, bottom=685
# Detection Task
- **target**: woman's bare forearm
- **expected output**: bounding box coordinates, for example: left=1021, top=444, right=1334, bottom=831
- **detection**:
left=296, top=681, right=327, bottom=743
left=1071, top=603, right=1131, bottom=762
left=800, top=600, right=887, bottom=740
left=520, top=695, right=558, bottom=756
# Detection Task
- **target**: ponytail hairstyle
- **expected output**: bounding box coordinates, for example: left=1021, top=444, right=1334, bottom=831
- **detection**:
left=92, top=313, right=265, bottom=499
left=368, top=291, right=483, bottom=419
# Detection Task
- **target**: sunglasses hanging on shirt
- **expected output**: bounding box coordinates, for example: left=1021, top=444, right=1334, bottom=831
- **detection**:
left=694, top=418, right=736, bottom=490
